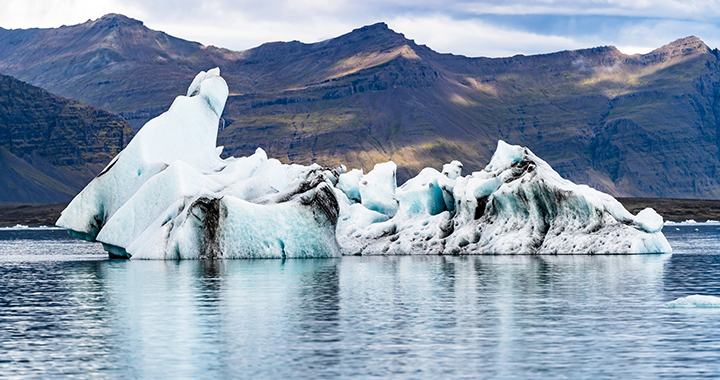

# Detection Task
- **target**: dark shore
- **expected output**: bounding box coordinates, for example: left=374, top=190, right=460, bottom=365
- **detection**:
left=617, top=198, right=720, bottom=222
left=2, top=198, right=720, bottom=227
left=0, top=202, right=69, bottom=227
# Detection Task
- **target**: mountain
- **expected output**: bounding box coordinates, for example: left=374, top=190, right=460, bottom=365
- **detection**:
left=0, top=14, right=719, bottom=198
left=0, top=14, right=241, bottom=128
left=0, top=73, right=132, bottom=202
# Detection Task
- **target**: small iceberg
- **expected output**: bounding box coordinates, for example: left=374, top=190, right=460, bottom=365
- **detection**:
left=665, top=295, right=720, bottom=308
left=56, top=69, right=673, bottom=259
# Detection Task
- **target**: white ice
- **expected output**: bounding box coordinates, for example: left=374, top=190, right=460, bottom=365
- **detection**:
left=359, top=162, right=398, bottom=217
left=665, top=220, right=720, bottom=226
left=335, top=140, right=671, bottom=255
left=665, top=295, right=720, bottom=308
left=57, top=68, right=342, bottom=259
left=57, top=70, right=672, bottom=259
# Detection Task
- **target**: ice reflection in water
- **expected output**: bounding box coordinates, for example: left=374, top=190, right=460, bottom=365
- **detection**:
left=0, top=228, right=719, bottom=378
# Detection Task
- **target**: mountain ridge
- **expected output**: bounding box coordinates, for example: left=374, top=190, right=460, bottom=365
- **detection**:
left=0, top=15, right=719, bottom=199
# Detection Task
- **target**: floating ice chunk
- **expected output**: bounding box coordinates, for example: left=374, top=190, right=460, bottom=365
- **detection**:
left=664, top=219, right=720, bottom=226
left=359, top=162, right=398, bottom=217
left=441, top=160, right=463, bottom=180
left=337, top=141, right=672, bottom=255
left=0, top=225, right=62, bottom=231
left=337, top=168, right=363, bottom=202
left=634, top=208, right=663, bottom=233
left=665, top=295, right=720, bottom=308
left=396, top=168, right=447, bottom=216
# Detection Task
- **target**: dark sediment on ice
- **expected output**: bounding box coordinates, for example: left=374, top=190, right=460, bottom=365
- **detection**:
left=2, top=198, right=720, bottom=227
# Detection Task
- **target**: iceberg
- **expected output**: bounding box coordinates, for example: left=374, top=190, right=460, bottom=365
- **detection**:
left=336, top=141, right=671, bottom=255
left=665, top=295, right=720, bottom=308
left=57, top=69, right=672, bottom=259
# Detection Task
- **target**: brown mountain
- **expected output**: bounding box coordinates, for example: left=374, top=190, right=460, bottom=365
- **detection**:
left=0, top=14, right=719, bottom=198
left=0, top=73, right=132, bottom=202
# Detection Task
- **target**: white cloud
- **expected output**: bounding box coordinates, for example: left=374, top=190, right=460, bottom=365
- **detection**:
left=387, top=15, right=583, bottom=57
left=0, top=0, right=718, bottom=58
left=615, top=45, right=655, bottom=55
left=613, top=18, right=720, bottom=51
left=457, top=0, right=720, bottom=20
left=0, top=0, right=146, bottom=29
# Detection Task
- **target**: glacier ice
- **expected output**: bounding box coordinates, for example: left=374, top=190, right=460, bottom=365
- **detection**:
left=665, top=295, right=720, bottom=308
left=336, top=140, right=670, bottom=255
left=359, top=162, right=399, bottom=217
left=57, top=69, right=672, bottom=259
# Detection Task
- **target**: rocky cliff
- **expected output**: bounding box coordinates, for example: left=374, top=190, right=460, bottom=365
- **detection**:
left=0, top=73, right=132, bottom=202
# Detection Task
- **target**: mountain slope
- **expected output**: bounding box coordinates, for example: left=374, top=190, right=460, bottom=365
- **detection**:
left=0, top=14, right=241, bottom=128
left=0, top=15, right=719, bottom=198
left=0, top=73, right=132, bottom=202
left=219, top=29, right=720, bottom=198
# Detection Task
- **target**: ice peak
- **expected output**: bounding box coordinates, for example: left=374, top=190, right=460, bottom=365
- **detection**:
left=186, top=68, right=228, bottom=117
left=485, top=140, right=525, bottom=172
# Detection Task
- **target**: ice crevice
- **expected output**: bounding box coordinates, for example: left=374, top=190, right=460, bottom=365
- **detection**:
left=56, top=69, right=672, bottom=259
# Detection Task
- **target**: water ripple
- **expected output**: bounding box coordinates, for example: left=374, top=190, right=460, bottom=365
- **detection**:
left=0, top=228, right=719, bottom=378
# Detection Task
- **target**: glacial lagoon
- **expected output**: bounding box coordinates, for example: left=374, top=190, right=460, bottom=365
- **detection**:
left=1, top=225, right=719, bottom=379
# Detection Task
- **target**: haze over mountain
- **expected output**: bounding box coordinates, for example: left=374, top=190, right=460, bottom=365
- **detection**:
left=1, top=14, right=719, bottom=199
left=0, top=73, right=132, bottom=202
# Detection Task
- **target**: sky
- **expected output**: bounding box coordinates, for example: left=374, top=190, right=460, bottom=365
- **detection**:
left=1, top=0, right=719, bottom=57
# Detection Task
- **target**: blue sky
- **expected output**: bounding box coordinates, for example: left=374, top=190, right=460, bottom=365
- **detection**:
left=1, top=0, right=719, bottom=57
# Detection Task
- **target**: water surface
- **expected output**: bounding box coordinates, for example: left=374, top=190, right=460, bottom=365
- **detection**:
left=1, top=226, right=719, bottom=379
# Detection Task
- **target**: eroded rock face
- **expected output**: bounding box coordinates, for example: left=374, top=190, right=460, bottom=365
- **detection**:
left=0, top=73, right=132, bottom=203
left=57, top=71, right=671, bottom=259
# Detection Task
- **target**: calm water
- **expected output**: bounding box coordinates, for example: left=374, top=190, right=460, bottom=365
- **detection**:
left=1, top=225, right=720, bottom=379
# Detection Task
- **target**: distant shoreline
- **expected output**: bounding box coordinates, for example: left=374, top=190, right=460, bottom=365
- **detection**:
left=617, top=198, right=720, bottom=223
left=0, top=202, right=69, bottom=227
left=2, top=198, right=719, bottom=227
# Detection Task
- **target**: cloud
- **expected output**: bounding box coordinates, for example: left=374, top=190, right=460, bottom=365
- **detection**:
left=0, top=0, right=718, bottom=58
left=455, top=0, right=720, bottom=20
left=387, top=15, right=582, bottom=57
left=0, top=0, right=146, bottom=29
